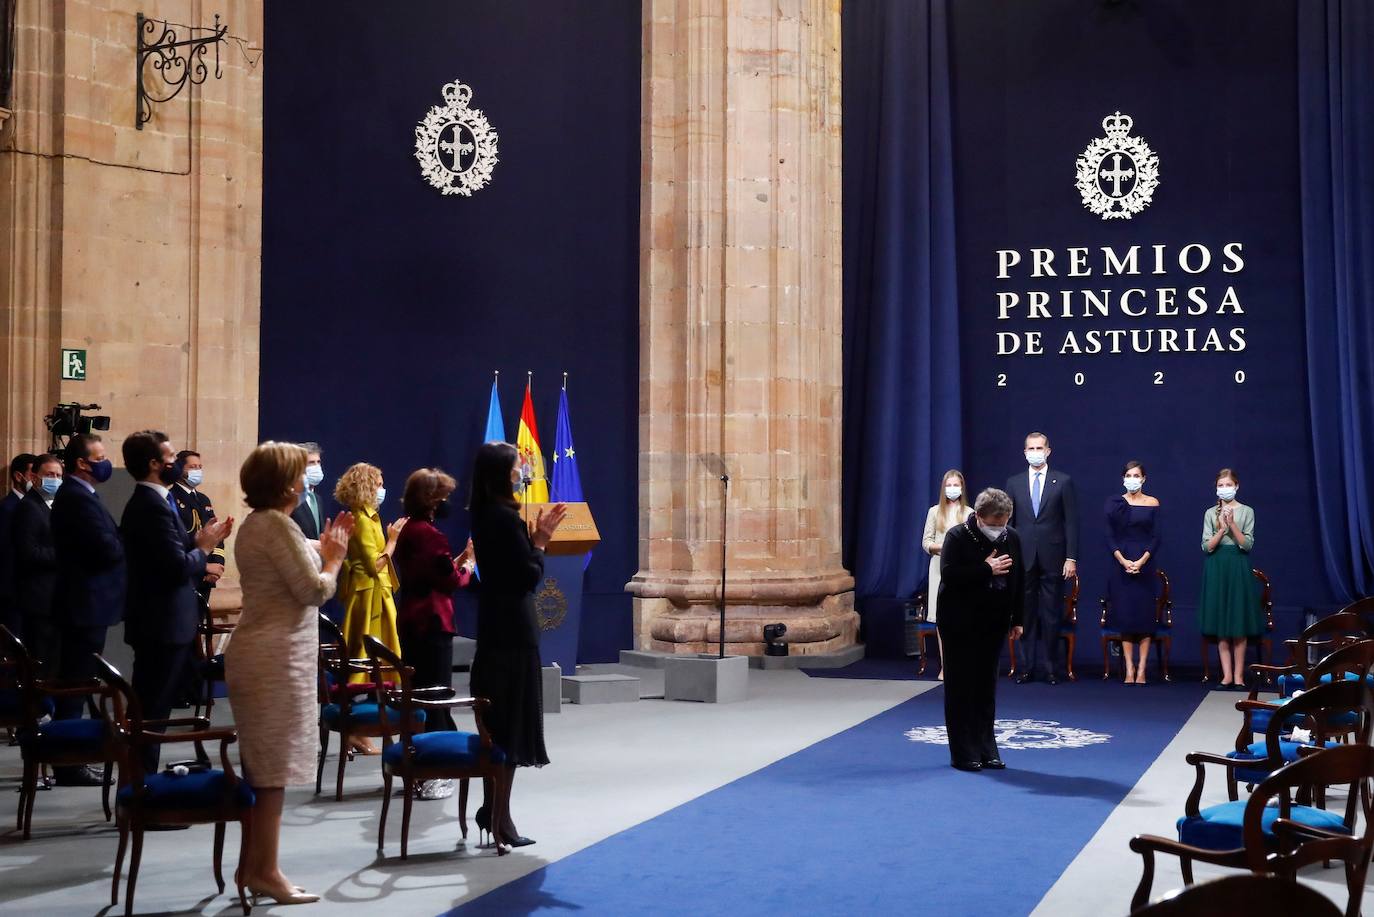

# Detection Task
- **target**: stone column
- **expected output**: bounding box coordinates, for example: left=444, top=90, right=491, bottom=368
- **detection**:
left=0, top=0, right=263, bottom=602
left=628, top=0, right=856, bottom=657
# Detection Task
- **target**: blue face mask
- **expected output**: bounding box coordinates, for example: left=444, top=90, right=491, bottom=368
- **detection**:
left=304, top=465, right=324, bottom=488
left=186, top=468, right=203, bottom=488
left=375, top=487, right=387, bottom=506
left=89, top=458, right=113, bottom=484
left=40, top=476, right=61, bottom=497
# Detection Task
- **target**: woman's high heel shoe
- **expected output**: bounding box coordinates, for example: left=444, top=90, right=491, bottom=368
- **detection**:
left=246, top=883, right=320, bottom=906
left=474, top=805, right=534, bottom=848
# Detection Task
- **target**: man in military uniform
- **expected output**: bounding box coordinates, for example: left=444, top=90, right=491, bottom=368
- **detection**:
left=172, top=449, right=226, bottom=705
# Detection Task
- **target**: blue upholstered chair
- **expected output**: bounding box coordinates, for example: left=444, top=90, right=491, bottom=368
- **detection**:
left=366, top=636, right=509, bottom=859
left=1253, top=611, right=1368, bottom=699
left=1234, top=639, right=1374, bottom=752
left=1006, top=573, right=1080, bottom=680
left=92, top=654, right=253, bottom=916
left=1128, top=742, right=1374, bottom=916
left=1200, top=569, right=1275, bottom=684
left=316, top=613, right=424, bottom=800
left=910, top=590, right=940, bottom=677
left=0, top=624, right=115, bottom=839
left=1101, top=569, right=1173, bottom=682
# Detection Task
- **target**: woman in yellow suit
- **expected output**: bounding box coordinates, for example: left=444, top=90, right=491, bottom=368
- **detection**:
left=333, top=462, right=405, bottom=755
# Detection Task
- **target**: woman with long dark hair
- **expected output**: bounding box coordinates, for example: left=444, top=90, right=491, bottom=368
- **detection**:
left=468, top=441, right=566, bottom=846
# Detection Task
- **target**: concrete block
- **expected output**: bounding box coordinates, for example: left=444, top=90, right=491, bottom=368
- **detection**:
left=663, top=654, right=749, bottom=704
left=619, top=649, right=671, bottom=669
left=562, top=673, right=641, bottom=705
left=542, top=664, right=562, bottom=715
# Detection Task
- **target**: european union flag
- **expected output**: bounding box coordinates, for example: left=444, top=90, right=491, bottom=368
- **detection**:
left=550, top=385, right=583, bottom=502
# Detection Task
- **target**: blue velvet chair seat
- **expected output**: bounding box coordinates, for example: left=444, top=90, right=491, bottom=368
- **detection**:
left=18, top=718, right=107, bottom=756
left=321, top=702, right=425, bottom=728
left=1226, top=739, right=1341, bottom=784
left=1177, top=799, right=1349, bottom=850
left=1102, top=628, right=1121, bottom=638
left=1154, top=628, right=1171, bottom=638
left=0, top=691, right=54, bottom=718
left=117, top=769, right=256, bottom=810
left=1247, top=698, right=1359, bottom=738
left=382, top=731, right=505, bottom=768
left=1276, top=672, right=1374, bottom=696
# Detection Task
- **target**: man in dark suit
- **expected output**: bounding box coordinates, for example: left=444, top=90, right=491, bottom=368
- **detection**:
left=172, top=450, right=227, bottom=602
left=119, top=432, right=232, bottom=764
left=50, top=434, right=124, bottom=785
left=290, top=441, right=326, bottom=539
left=1005, top=431, right=1078, bottom=685
left=12, top=454, right=63, bottom=673
left=0, top=452, right=38, bottom=638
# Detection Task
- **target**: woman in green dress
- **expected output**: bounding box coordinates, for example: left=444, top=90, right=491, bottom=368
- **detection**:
left=1197, top=468, right=1259, bottom=686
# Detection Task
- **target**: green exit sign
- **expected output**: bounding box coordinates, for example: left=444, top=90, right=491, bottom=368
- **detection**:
left=61, top=348, right=87, bottom=381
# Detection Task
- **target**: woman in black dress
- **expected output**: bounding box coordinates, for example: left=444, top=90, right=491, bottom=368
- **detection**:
left=1104, top=460, right=1162, bottom=684
left=937, top=487, right=1025, bottom=772
left=467, top=441, right=566, bottom=846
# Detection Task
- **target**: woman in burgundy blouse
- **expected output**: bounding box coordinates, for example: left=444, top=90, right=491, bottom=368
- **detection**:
left=395, top=469, right=473, bottom=770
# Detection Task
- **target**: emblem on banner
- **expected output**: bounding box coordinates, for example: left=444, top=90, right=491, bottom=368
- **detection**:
left=1075, top=111, right=1159, bottom=220
left=414, top=80, right=499, bottom=196
left=536, top=577, right=568, bottom=631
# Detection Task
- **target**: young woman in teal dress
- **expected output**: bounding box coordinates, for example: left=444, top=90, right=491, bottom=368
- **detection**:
left=1197, top=468, right=1259, bottom=686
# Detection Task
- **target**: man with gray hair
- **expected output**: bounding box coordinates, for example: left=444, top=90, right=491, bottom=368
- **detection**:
left=290, top=442, right=327, bottom=540
left=937, top=487, right=1025, bottom=771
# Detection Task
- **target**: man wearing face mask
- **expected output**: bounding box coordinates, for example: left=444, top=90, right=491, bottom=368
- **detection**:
left=938, top=488, right=1025, bottom=771
left=11, top=454, right=64, bottom=673
left=0, top=453, right=38, bottom=639
left=291, top=442, right=327, bottom=540
left=1006, top=432, right=1079, bottom=685
left=50, top=435, right=126, bottom=783
left=119, top=431, right=234, bottom=764
left=173, top=450, right=227, bottom=603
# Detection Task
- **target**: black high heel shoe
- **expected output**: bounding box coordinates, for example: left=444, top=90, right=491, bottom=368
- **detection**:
left=474, top=805, right=535, bottom=847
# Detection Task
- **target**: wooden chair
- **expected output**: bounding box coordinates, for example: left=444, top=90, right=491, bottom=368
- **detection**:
left=365, top=636, right=510, bottom=859
left=1129, top=741, right=1374, bottom=917
left=1006, top=573, right=1080, bottom=680
left=1260, top=612, right=1369, bottom=697
left=1335, top=596, right=1374, bottom=637
left=93, top=654, right=252, bottom=917
left=316, top=613, right=421, bottom=800
left=911, top=590, right=940, bottom=677
left=0, top=624, right=116, bottom=839
left=1131, top=874, right=1341, bottom=917
left=1235, top=639, right=1374, bottom=753
left=191, top=592, right=234, bottom=721
left=1101, top=569, right=1173, bottom=681
left=1200, top=569, right=1275, bottom=683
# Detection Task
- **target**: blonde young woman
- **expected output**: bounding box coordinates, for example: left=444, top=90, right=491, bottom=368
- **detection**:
left=333, top=462, right=405, bottom=755
left=922, top=470, right=970, bottom=680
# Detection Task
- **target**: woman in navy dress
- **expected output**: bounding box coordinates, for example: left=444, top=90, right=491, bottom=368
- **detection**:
left=1105, top=460, right=1161, bottom=684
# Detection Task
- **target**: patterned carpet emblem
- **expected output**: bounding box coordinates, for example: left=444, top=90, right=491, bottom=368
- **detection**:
left=905, top=718, right=1112, bottom=750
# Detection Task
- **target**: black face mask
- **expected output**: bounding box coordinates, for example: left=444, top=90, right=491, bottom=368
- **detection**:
left=433, top=499, right=452, bottom=520
left=158, top=461, right=180, bottom=486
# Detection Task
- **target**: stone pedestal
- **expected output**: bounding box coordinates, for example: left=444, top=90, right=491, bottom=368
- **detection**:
left=541, top=664, right=562, bottom=715
left=663, top=654, right=749, bottom=704
left=628, top=0, right=856, bottom=656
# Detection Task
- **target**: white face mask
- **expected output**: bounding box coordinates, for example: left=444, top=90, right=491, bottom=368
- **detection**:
left=1217, top=486, right=1237, bottom=502
left=375, top=486, right=387, bottom=506
left=1025, top=449, right=1047, bottom=467
left=1123, top=477, right=1143, bottom=493
left=944, top=486, right=962, bottom=501
left=978, top=524, right=1006, bottom=541
left=304, top=465, right=324, bottom=488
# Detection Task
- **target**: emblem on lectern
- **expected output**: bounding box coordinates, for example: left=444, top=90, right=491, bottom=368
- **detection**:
left=1074, top=111, right=1159, bottom=220
left=536, top=577, right=568, bottom=632
left=414, top=80, right=499, bottom=196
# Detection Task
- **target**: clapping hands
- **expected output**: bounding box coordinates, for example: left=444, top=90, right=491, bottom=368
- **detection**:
left=320, top=511, right=355, bottom=567
left=533, top=504, right=569, bottom=551
left=195, top=516, right=234, bottom=553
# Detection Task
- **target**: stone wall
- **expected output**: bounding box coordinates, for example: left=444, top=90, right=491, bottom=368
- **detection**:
left=0, top=0, right=263, bottom=596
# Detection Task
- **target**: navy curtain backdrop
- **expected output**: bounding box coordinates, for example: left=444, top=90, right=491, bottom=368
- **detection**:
left=1299, top=1, right=1374, bottom=601
left=259, top=2, right=640, bottom=662
left=843, top=0, right=1370, bottom=660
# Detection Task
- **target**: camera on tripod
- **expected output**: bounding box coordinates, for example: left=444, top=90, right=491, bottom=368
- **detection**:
left=44, top=402, right=110, bottom=453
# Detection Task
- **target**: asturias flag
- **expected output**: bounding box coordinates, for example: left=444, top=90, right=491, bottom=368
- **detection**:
left=483, top=374, right=506, bottom=443
left=515, top=378, right=550, bottom=503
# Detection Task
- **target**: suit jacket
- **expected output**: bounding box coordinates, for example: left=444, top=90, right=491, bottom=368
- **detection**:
left=937, top=516, right=1025, bottom=633
left=51, top=478, right=127, bottom=629
left=120, top=484, right=207, bottom=646
left=1005, top=468, right=1079, bottom=573
left=12, top=489, right=58, bottom=623
left=291, top=488, right=326, bottom=540
left=0, top=490, right=22, bottom=617
left=173, top=484, right=226, bottom=566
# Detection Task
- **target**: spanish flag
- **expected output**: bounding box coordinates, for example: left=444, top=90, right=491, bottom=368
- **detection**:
left=515, top=377, right=549, bottom=503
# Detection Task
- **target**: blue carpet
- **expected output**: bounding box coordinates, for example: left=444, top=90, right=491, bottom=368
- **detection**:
left=445, top=679, right=1209, bottom=917
left=800, top=657, right=925, bottom=679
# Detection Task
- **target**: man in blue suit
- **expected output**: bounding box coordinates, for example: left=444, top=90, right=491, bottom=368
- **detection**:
left=1005, top=432, right=1079, bottom=685
left=119, top=431, right=232, bottom=764
left=0, top=452, right=38, bottom=638
left=50, top=435, right=125, bottom=785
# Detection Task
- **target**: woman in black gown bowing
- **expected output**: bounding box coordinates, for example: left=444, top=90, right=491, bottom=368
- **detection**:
left=1104, top=460, right=1161, bottom=684
left=468, top=441, right=567, bottom=847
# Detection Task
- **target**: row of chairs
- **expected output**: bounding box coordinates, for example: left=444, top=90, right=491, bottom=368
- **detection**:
left=911, top=567, right=1337, bottom=682
left=1128, top=608, right=1374, bottom=916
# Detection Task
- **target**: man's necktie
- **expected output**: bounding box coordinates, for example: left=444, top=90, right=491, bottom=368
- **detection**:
left=168, top=491, right=179, bottom=515
left=1032, top=472, right=1042, bottom=517
left=307, top=490, right=320, bottom=532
